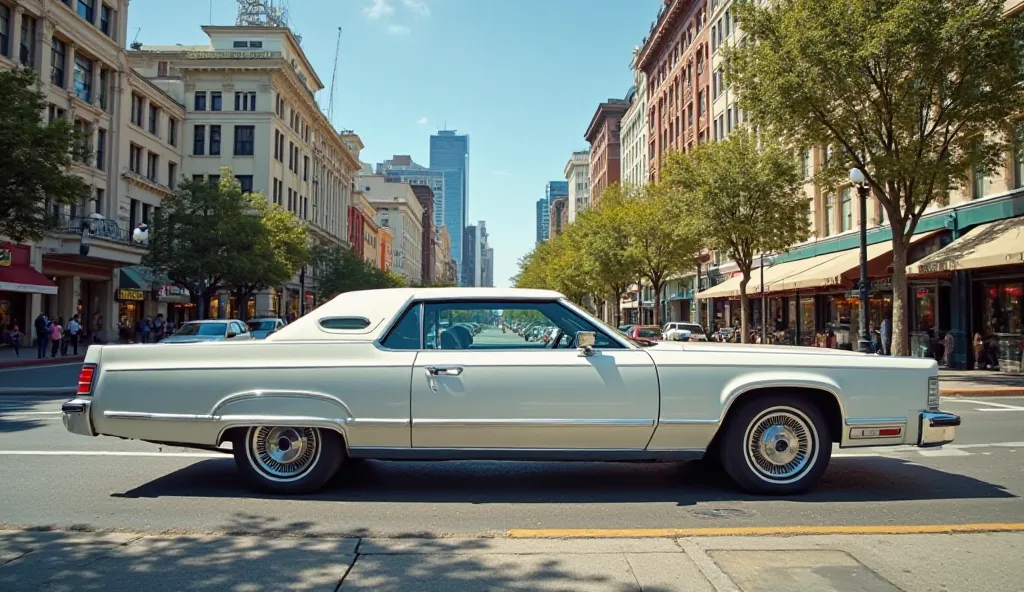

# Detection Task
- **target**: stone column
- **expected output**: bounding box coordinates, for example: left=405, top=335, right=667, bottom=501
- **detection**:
left=65, top=43, right=76, bottom=94
left=10, top=7, right=24, bottom=63
left=92, top=62, right=102, bottom=107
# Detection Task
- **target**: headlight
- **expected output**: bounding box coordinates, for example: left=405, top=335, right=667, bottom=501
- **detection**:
left=928, top=376, right=940, bottom=410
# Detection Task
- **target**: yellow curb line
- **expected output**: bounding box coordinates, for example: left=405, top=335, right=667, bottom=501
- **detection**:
left=506, top=523, right=1024, bottom=539
left=942, top=389, right=1024, bottom=397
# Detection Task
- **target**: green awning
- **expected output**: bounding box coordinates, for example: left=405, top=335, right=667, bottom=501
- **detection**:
left=119, top=266, right=154, bottom=291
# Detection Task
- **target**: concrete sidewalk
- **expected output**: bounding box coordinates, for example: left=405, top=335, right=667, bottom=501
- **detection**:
left=1, top=529, right=1021, bottom=591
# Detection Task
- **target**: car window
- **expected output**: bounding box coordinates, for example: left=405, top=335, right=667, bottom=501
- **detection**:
left=636, top=327, right=661, bottom=339
left=422, top=301, right=623, bottom=351
left=175, top=322, right=227, bottom=336
left=248, top=320, right=277, bottom=331
left=381, top=304, right=421, bottom=350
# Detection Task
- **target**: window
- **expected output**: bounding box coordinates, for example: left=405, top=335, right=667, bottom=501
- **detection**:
left=303, top=155, right=309, bottom=181
left=824, top=193, right=834, bottom=236
left=210, top=91, right=222, bottom=111
left=193, top=174, right=205, bottom=183
left=167, top=162, right=177, bottom=187
left=801, top=150, right=811, bottom=179
left=128, top=143, right=142, bottom=173
left=72, top=55, right=93, bottom=101
left=77, top=0, right=94, bottom=23
left=98, top=68, right=108, bottom=110
left=168, top=117, right=177, bottom=146
left=157, top=61, right=168, bottom=77
left=972, top=166, right=986, bottom=199
left=420, top=301, right=622, bottom=351
left=194, top=91, right=206, bottom=111
left=130, top=93, right=143, bottom=126
left=278, top=132, right=285, bottom=162
left=237, top=175, right=253, bottom=193
left=209, top=124, right=221, bottom=155
left=0, top=4, right=9, bottom=58
left=272, top=177, right=280, bottom=204
left=234, top=125, right=254, bottom=156
left=207, top=174, right=220, bottom=186
left=234, top=91, right=256, bottom=111
left=148, top=104, right=158, bottom=135
left=146, top=151, right=158, bottom=181
left=20, top=14, right=35, bottom=67
left=288, top=141, right=295, bottom=169
left=840, top=187, right=852, bottom=232
left=319, top=317, right=371, bottom=330
left=96, top=129, right=105, bottom=170
left=287, top=188, right=294, bottom=211
left=250, top=41, right=262, bottom=48
left=1014, top=124, right=1024, bottom=190
left=381, top=304, right=422, bottom=350
left=51, top=38, right=66, bottom=87
left=273, top=129, right=280, bottom=160
left=100, top=4, right=112, bottom=36
left=193, top=124, right=205, bottom=155
left=232, top=40, right=248, bottom=48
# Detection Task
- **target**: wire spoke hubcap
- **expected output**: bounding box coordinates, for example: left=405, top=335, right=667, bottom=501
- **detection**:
left=249, top=426, right=320, bottom=482
left=744, top=408, right=816, bottom=483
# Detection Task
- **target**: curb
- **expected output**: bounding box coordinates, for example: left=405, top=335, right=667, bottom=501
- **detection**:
left=0, top=357, right=85, bottom=370
left=941, top=388, right=1024, bottom=398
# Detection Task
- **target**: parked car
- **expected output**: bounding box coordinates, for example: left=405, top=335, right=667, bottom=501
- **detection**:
left=663, top=322, right=707, bottom=342
left=158, top=320, right=254, bottom=344
left=62, top=287, right=957, bottom=496
left=628, top=325, right=663, bottom=341
left=246, top=318, right=286, bottom=340
left=617, top=324, right=634, bottom=336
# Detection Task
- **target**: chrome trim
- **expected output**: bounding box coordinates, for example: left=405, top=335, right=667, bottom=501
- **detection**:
left=103, top=411, right=218, bottom=421
left=317, top=316, right=375, bottom=332
left=411, top=418, right=655, bottom=427
left=102, top=410, right=406, bottom=428
left=347, top=418, right=410, bottom=427
left=658, top=418, right=720, bottom=425
left=347, top=447, right=706, bottom=461
left=61, top=398, right=95, bottom=437
left=845, top=417, right=908, bottom=426
left=919, top=411, right=960, bottom=447
left=211, top=390, right=353, bottom=416
left=717, top=381, right=848, bottom=427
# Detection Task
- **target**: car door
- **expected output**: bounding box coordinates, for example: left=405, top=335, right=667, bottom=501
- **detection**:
left=410, top=299, right=660, bottom=451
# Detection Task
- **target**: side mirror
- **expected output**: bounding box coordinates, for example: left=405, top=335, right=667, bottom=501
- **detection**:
left=226, top=332, right=237, bottom=339
left=576, top=331, right=596, bottom=357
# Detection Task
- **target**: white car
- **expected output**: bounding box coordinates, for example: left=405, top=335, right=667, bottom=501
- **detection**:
left=663, top=322, right=707, bottom=341
left=62, top=287, right=958, bottom=496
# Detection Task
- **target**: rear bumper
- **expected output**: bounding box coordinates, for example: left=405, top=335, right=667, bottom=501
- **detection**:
left=62, top=399, right=96, bottom=437
left=918, top=411, right=960, bottom=447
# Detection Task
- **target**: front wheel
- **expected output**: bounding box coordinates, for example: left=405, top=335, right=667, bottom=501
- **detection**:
left=719, top=395, right=831, bottom=495
left=233, top=426, right=344, bottom=495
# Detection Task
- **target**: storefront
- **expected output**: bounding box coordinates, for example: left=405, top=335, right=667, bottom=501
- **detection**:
left=116, top=287, right=145, bottom=342
left=156, top=284, right=193, bottom=325
left=1, top=244, right=58, bottom=347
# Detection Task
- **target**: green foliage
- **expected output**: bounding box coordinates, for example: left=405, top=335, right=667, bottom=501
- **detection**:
left=0, top=68, right=92, bottom=242
left=726, top=0, right=1024, bottom=352
left=663, top=128, right=809, bottom=341
left=309, top=242, right=406, bottom=300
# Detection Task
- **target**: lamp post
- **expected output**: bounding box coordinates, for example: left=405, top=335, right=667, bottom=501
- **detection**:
left=849, top=167, right=873, bottom=354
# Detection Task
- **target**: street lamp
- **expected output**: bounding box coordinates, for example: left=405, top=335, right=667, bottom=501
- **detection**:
left=849, top=167, right=872, bottom=354
left=132, top=223, right=149, bottom=244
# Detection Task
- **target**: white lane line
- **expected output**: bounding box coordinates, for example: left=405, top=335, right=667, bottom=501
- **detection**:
left=976, top=408, right=1024, bottom=412
left=0, top=411, right=62, bottom=416
left=0, top=450, right=225, bottom=458
left=953, top=398, right=1024, bottom=410
left=918, top=448, right=972, bottom=457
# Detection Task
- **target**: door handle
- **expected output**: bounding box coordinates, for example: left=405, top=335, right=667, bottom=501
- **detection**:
left=425, top=366, right=463, bottom=376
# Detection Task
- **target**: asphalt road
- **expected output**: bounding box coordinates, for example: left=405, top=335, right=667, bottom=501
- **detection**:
left=0, top=362, right=83, bottom=390
left=0, top=393, right=1022, bottom=537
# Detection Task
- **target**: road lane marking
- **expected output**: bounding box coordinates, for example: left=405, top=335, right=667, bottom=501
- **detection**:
left=0, top=450, right=226, bottom=458
left=0, top=411, right=62, bottom=416
left=953, top=399, right=1024, bottom=410
left=0, top=363, right=83, bottom=373
left=917, top=448, right=971, bottom=457
left=506, top=523, right=1024, bottom=538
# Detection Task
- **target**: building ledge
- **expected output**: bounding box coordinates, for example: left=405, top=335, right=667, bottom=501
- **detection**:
left=122, top=168, right=175, bottom=198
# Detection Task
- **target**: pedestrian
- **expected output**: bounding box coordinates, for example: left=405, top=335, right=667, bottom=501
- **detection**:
left=943, top=330, right=954, bottom=367
left=141, top=317, right=152, bottom=343
left=92, top=311, right=103, bottom=344
left=66, top=315, right=81, bottom=355
left=153, top=314, right=165, bottom=342
left=34, top=312, right=49, bottom=359
left=880, top=317, right=891, bottom=356
left=49, top=317, right=63, bottom=358
left=8, top=321, right=22, bottom=357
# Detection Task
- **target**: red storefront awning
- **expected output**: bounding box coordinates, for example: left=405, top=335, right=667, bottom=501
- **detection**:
left=0, top=265, right=58, bottom=295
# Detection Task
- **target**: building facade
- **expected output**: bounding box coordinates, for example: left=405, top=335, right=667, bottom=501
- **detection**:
left=548, top=197, right=568, bottom=239
left=378, top=155, right=448, bottom=232
left=584, top=99, right=629, bottom=204
left=461, top=221, right=491, bottom=287
left=536, top=180, right=567, bottom=243
left=637, top=0, right=711, bottom=182
left=429, top=130, right=469, bottom=282
left=433, top=226, right=453, bottom=285
left=621, top=48, right=649, bottom=189
left=359, top=175, right=423, bottom=284
left=564, top=150, right=590, bottom=223
left=130, top=25, right=359, bottom=319
left=709, top=0, right=743, bottom=144
left=409, top=184, right=436, bottom=285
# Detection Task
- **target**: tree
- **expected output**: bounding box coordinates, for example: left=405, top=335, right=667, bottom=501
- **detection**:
left=726, top=0, right=1024, bottom=354
left=623, top=183, right=703, bottom=327
left=143, top=170, right=262, bottom=318
left=222, top=187, right=309, bottom=320
left=663, top=128, right=810, bottom=343
left=309, top=243, right=406, bottom=300
left=0, top=68, right=91, bottom=242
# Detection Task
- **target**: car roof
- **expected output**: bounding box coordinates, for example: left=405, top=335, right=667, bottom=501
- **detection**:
left=267, top=287, right=567, bottom=342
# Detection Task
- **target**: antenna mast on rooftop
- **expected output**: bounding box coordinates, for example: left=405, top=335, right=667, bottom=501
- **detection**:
left=327, top=27, right=342, bottom=124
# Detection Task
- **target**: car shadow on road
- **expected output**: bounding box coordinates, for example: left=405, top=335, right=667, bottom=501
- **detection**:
left=0, top=396, right=65, bottom=433
left=1, top=519, right=659, bottom=592
left=112, top=455, right=1015, bottom=508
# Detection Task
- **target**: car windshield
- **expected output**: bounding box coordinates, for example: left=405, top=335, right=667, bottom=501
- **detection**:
left=247, top=320, right=277, bottom=331
left=636, top=327, right=661, bottom=338
left=676, top=324, right=703, bottom=334
left=174, top=322, right=226, bottom=336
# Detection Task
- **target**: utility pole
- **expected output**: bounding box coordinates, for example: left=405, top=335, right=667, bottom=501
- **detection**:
left=760, top=253, right=767, bottom=342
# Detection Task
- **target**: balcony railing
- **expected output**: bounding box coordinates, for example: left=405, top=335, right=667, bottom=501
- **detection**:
left=49, top=214, right=148, bottom=247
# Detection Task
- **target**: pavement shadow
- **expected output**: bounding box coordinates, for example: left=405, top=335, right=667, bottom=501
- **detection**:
left=0, top=396, right=65, bottom=434
left=0, top=521, right=671, bottom=592
left=113, top=455, right=1015, bottom=509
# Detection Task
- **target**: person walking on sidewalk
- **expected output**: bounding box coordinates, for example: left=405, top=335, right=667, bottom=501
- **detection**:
left=8, top=321, right=22, bottom=357
left=49, top=317, right=63, bottom=358
left=66, top=315, right=82, bottom=355
left=34, top=313, right=49, bottom=359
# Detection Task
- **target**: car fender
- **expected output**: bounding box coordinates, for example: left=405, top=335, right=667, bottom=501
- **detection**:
left=212, top=390, right=355, bottom=444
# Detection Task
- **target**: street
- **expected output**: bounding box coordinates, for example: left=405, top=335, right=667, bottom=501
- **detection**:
left=2, top=361, right=1024, bottom=590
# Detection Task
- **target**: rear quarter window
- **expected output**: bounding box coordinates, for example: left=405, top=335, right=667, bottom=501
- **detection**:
left=319, top=317, right=372, bottom=330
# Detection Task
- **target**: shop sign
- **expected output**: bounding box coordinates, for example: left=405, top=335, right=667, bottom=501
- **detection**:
left=157, top=284, right=191, bottom=303
left=185, top=50, right=280, bottom=60
left=117, top=288, right=145, bottom=301
left=0, top=247, right=10, bottom=267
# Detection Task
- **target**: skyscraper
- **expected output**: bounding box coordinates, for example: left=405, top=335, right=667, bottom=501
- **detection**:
left=538, top=181, right=568, bottom=242
left=430, top=130, right=470, bottom=284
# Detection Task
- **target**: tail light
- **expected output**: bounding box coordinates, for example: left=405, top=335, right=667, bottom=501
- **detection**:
left=77, top=364, right=96, bottom=397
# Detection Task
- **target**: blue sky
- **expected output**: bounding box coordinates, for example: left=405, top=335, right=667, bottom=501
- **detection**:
left=129, top=0, right=662, bottom=286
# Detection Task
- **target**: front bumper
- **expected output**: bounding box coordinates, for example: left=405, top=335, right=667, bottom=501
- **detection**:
left=62, top=399, right=96, bottom=437
left=918, top=411, right=960, bottom=447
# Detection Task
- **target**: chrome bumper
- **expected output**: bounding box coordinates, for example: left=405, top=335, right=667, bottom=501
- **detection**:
left=62, top=399, right=96, bottom=437
left=918, top=411, right=960, bottom=447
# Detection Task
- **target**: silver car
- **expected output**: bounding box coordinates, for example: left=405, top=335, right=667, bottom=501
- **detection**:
left=160, top=320, right=253, bottom=344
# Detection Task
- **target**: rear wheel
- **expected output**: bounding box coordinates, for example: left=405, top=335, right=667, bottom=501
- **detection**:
left=719, top=394, right=831, bottom=495
left=233, top=426, right=343, bottom=495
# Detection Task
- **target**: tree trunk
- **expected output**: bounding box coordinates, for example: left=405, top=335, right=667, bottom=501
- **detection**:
left=739, top=274, right=751, bottom=344
left=651, top=280, right=663, bottom=327
left=890, top=230, right=910, bottom=357
left=611, top=285, right=622, bottom=327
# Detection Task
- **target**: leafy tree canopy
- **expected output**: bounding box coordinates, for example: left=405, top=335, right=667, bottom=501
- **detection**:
left=309, top=242, right=406, bottom=301
left=0, top=68, right=91, bottom=242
